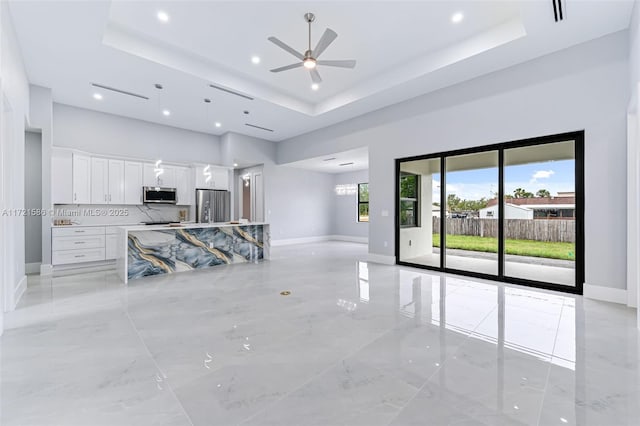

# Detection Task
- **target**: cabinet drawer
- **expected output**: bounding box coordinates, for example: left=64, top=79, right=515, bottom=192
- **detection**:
left=52, top=248, right=106, bottom=265
left=52, top=227, right=105, bottom=237
left=53, top=235, right=105, bottom=251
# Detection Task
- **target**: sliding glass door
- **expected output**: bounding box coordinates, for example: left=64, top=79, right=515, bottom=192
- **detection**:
left=503, top=141, right=576, bottom=286
left=397, top=158, right=441, bottom=268
left=444, top=151, right=499, bottom=275
left=395, top=132, right=584, bottom=294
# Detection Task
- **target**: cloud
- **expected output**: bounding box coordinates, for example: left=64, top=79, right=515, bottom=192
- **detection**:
left=530, top=170, right=555, bottom=183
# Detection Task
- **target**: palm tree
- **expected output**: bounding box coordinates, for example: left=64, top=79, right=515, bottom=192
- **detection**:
left=536, top=189, right=551, bottom=198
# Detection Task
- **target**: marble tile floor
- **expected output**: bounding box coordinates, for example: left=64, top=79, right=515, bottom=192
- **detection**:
left=1, top=241, right=639, bottom=426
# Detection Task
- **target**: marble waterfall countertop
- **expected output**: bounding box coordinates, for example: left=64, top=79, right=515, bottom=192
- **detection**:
left=116, top=222, right=270, bottom=284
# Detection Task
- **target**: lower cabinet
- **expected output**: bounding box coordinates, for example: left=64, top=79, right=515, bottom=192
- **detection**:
left=52, top=226, right=119, bottom=266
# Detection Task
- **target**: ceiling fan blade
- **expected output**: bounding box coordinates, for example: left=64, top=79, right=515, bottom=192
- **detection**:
left=317, top=60, right=356, bottom=69
left=310, top=68, right=322, bottom=84
left=268, top=36, right=304, bottom=60
left=270, top=62, right=303, bottom=73
left=313, top=28, right=337, bottom=58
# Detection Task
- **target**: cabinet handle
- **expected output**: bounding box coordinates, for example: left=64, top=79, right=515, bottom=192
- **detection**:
left=74, top=193, right=77, bottom=201
left=74, top=230, right=86, bottom=233
left=109, top=194, right=111, bottom=202
left=74, top=241, right=85, bottom=244
left=74, top=255, right=85, bottom=258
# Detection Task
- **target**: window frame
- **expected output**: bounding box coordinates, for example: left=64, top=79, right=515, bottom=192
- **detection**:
left=399, top=172, right=420, bottom=228
left=357, top=183, right=369, bottom=223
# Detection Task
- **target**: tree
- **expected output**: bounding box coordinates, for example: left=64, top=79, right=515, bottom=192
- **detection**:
left=513, top=188, right=534, bottom=198
left=536, top=189, right=551, bottom=198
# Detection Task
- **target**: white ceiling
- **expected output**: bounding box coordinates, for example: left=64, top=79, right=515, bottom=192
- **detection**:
left=7, top=1, right=635, bottom=141
left=284, top=147, right=369, bottom=173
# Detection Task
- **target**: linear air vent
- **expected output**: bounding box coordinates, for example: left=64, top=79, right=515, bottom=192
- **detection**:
left=90, top=83, right=149, bottom=100
left=339, top=162, right=354, bottom=166
left=245, top=123, right=274, bottom=132
left=323, top=157, right=337, bottom=162
left=209, top=84, right=254, bottom=101
left=552, top=0, right=564, bottom=22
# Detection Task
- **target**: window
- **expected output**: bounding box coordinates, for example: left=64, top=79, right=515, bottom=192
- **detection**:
left=400, top=173, right=419, bottom=227
left=358, top=183, right=369, bottom=222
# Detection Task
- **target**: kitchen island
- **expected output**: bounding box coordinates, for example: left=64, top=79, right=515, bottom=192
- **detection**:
left=116, top=222, right=269, bottom=283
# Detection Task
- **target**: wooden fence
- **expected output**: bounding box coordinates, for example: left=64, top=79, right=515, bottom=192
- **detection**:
left=432, top=218, right=575, bottom=243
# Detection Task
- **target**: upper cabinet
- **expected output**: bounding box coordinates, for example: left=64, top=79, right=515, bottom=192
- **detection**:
left=194, top=165, right=230, bottom=190
left=143, top=163, right=176, bottom=188
left=72, top=153, right=91, bottom=204
left=108, top=160, right=125, bottom=204
left=174, top=166, right=192, bottom=205
left=124, top=161, right=143, bottom=205
left=91, top=158, right=125, bottom=204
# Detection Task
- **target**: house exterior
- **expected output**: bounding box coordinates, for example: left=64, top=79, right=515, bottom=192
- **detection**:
left=479, top=194, right=576, bottom=220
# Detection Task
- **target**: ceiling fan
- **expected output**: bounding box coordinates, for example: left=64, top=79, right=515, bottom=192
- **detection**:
left=268, top=13, right=356, bottom=85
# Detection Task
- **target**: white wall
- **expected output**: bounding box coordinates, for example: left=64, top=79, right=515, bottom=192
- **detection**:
left=220, top=132, right=335, bottom=241
left=278, top=31, right=629, bottom=290
left=24, top=131, right=41, bottom=266
left=1, top=1, right=30, bottom=329
left=332, top=169, right=368, bottom=240
left=53, top=104, right=222, bottom=164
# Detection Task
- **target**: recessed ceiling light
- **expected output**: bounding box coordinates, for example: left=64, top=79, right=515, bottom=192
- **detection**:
left=451, top=12, right=464, bottom=23
left=311, top=83, right=319, bottom=91
left=162, top=109, right=171, bottom=116
left=157, top=11, right=169, bottom=23
left=93, top=93, right=103, bottom=100
left=215, top=122, right=221, bottom=128
left=233, top=163, right=238, bottom=167
left=251, top=56, right=261, bottom=64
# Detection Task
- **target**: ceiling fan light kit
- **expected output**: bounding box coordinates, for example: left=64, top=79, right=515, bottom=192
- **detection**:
left=268, top=12, right=356, bottom=85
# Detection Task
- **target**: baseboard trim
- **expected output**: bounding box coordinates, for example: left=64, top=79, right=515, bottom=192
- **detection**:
left=330, top=235, right=368, bottom=244
left=271, top=236, right=331, bottom=247
left=271, top=235, right=369, bottom=247
left=40, top=264, right=53, bottom=276
left=367, top=253, right=396, bottom=265
left=25, top=262, right=41, bottom=275
left=583, top=284, right=628, bottom=305
left=53, top=261, right=116, bottom=277
left=12, top=275, right=27, bottom=310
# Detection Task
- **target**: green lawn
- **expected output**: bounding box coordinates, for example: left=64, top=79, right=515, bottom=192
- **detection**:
left=432, top=234, right=575, bottom=261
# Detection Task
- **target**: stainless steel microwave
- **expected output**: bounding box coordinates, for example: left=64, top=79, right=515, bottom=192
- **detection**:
left=143, top=187, right=177, bottom=204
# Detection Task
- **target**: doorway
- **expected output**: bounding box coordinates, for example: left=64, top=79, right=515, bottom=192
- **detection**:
left=395, top=131, right=584, bottom=294
left=236, top=166, right=264, bottom=222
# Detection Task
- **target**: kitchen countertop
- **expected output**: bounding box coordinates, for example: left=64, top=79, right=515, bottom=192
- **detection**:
left=121, top=222, right=269, bottom=232
left=51, top=223, right=144, bottom=228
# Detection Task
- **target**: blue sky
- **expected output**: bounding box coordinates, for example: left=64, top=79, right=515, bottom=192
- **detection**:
left=432, top=159, right=575, bottom=202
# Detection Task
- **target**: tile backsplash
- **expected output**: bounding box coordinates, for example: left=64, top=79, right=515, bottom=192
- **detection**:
left=52, top=204, right=190, bottom=226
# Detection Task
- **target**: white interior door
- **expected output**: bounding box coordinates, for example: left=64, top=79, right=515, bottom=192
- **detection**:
left=253, top=172, right=264, bottom=222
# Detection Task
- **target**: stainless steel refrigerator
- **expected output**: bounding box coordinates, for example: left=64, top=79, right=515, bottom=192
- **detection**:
left=195, top=189, right=231, bottom=223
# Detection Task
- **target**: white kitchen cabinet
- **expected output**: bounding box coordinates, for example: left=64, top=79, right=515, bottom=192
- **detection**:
left=212, top=167, right=229, bottom=190
left=105, top=227, right=118, bottom=260
left=143, top=163, right=176, bottom=188
left=195, top=165, right=229, bottom=190
left=52, top=226, right=107, bottom=265
left=91, top=157, right=109, bottom=204
left=52, top=148, right=73, bottom=204
left=175, top=166, right=192, bottom=205
left=72, top=153, right=91, bottom=204
left=124, top=161, right=143, bottom=205
left=108, top=160, right=125, bottom=204
left=91, top=158, right=126, bottom=204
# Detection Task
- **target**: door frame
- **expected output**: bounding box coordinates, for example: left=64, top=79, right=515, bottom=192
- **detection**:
left=394, top=130, right=585, bottom=295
